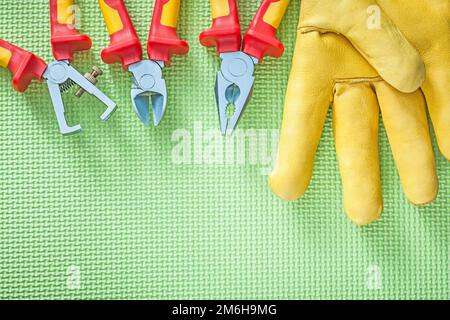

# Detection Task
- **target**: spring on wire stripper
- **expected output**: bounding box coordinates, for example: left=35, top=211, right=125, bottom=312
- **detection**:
left=60, top=79, right=76, bottom=92
left=58, top=66, right=103, bottom=96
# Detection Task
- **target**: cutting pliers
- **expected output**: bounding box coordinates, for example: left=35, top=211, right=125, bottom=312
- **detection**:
left=200, top=0, right=289, bottom=135
left=98, top=0, right=189, bottom=126
left=0, top=0, right=117, bottom=135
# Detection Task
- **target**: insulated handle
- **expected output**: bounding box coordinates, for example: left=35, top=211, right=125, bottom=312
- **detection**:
left=147, top=0, right=189, bottom=63
left=0, top=39, right=47, bottom=93
left=98, top=0, right=142, bottom=69
left=243, top=0, right=288, bottom=61
left=50, top=0, right=92, bottom=61
left=199, top=0, right=241, bottom=53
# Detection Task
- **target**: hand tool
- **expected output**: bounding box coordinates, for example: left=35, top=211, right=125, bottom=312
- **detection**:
left=98, top=0, right=189, bottom=127
left=200, top=0, right=289, bottom=135
left=0, top=0, right=117, bottom=135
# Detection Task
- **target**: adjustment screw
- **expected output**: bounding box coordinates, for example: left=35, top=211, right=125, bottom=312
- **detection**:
left=75, top=66, right=103, bottom=98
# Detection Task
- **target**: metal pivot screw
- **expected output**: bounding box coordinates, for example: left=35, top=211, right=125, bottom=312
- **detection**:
left=75, top=66, right=103, bottom=98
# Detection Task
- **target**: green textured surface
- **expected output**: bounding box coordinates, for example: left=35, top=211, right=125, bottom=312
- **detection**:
left=0, top=0, right=448, bottom=300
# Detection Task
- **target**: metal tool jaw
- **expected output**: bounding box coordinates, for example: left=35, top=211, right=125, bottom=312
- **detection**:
left=43, top=60, right=117, bottom=135
left=128, top=60, right=167, bottom=127
left=215, top=51, right=258, bottom=136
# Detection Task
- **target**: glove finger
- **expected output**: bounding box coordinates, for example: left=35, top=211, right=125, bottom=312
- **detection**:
left=422, top=68, right=450, bottom=161
left=299, top=0, right=425, bottom=93
left=375, top=82, right=438, bottom=205
left=269, top=32, right=333, bottom=201
left=333, top=82, right=382, bottom=225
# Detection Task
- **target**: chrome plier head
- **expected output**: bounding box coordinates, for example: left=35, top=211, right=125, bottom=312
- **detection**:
left=129, top=60, right=167, bottom=127
left=215, top=52, right=258, bottom=136
left=43, top=60, right=117, bottom=135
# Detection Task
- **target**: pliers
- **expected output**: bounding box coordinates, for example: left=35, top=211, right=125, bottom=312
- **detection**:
left=98, top=0, right=189, bottom=126
left=200, top=0, right=289, bottom=135
left=0, top=0, right=117, bottom=135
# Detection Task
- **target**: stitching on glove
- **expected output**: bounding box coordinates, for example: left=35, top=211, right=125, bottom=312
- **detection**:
left=334, top=76, right=383, bottom=84
left=298, top=26, right=341, bottom=35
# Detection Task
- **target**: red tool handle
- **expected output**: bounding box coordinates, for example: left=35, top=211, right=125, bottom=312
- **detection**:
left=0, top=39, right=47, bottom=93
left=243, top=0, right=288, bottom=62
left=50, top=0, right=92, bottom=61
left=98, top=0, right=142, bottom=69
left=147, top=0, right=189, bottom=63
left=199, top=0, right=241, bottom=54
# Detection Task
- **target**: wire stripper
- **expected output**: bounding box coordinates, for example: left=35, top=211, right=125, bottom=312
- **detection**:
left=0, top=0, right=117, bottom=135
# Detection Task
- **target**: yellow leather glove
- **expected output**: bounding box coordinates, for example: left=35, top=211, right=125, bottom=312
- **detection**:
left=269, top=0, right=450, bottom=225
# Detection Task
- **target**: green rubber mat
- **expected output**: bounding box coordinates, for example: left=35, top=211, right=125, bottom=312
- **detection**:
left=0, top=0, right=448, bottom=300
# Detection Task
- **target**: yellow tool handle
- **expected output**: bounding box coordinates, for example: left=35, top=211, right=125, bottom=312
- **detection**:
left=148, top=0, right=189, bottom=62
left=0, top=39, right=48, bottom=92
left=55, top=0, right=75, bottom=25
left=98, top=0, right=142, bottom=68
left=50, top=0, right=92, bottom=61
left=243, top=0, right=289, bottom=61
left=210, top=0, right=232, bottom=19
left=263, top=0, right=289, bottom=29
left=98, top=0, right=126, bottom=35
left=160, top=0, right=181, bottom=28
left=0, top=46, right=12, bottom=69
